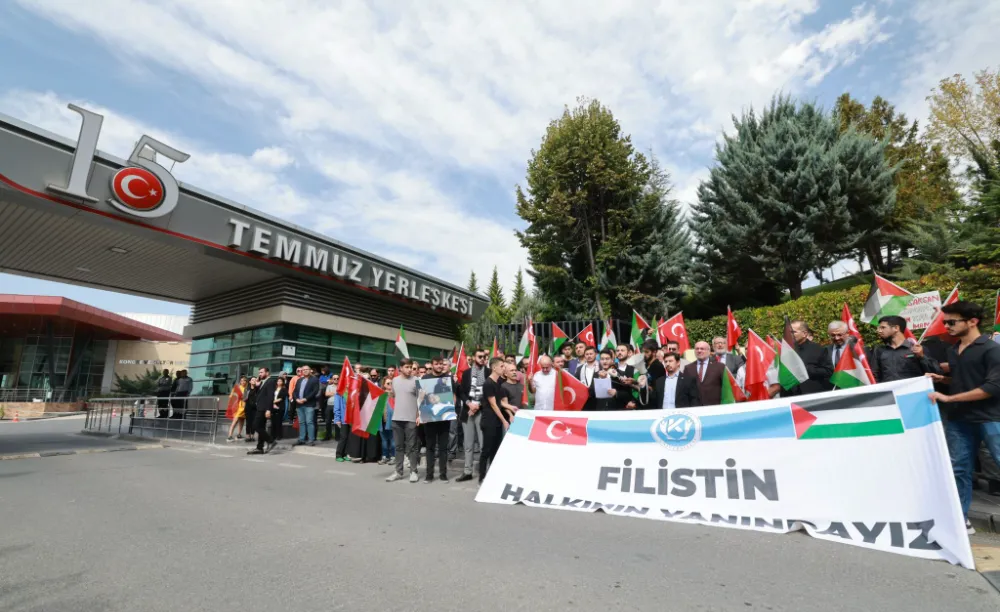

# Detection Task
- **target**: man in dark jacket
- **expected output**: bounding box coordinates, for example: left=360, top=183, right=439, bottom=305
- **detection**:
left=250, top=367, right=278, bottom=454
left=651, top=352, right=701, bottom=409
left=788, top=320, right=833, bottom=396
left=292, top=365, right=321, bottom=446
left=455, top=349, right=488, bottom=482
left=682, top=341, right=725, bottom=406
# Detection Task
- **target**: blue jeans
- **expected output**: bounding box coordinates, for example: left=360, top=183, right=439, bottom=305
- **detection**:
left=944, top=419, right=1000, bottom=517
left=382, top=428, right=395, bottom=458
left=296, top=405, right=317, bottom=442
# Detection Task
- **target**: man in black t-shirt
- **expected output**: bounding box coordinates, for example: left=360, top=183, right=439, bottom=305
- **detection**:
left=500, top=361, right=524, bottom=421
left=479, top=357, right=509, bottom=484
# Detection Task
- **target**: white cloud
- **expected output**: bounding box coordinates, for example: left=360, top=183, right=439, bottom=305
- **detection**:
left=10, top=0, right=908, bottom=293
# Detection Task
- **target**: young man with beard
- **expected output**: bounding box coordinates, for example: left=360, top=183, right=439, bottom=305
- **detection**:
left=249, top=367, right=278, bottom=455
left=871, top=315, right=940, bottom=383
left=568, top=341, right=588, bottom=378
left=421, top=356, right=453, bottom=483
left=456, top=349, right=489, bottom=482
left=479, top=357, right=510, bottom=484
left=594, top=349, right=620, bottom=410
left=575, top=346, right=600, bottom=411
left=648, top=352, right=701, bottom=409
left=611, top=343, right=637, bottom=410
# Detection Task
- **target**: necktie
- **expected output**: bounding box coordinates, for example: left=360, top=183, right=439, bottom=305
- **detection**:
left=698, top=360, right=705, bottom=381
left=716, top=355, right=722, bottom=363
left=833, top=346, right=841, bottom=367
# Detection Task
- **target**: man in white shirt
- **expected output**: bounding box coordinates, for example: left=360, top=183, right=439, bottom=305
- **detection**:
left=530, top=355, right=557, bottom=411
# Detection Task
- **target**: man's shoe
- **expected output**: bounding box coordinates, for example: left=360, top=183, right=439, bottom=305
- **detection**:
left=455, top=474, right=473, bottom=482
left=440, top=475, right=449, bottom=483
left=293, top=441, right=305, bottom=446
left=266, top=442, right=277, bottom=453
left=386, top=473, right=403, bottom=482
left=247, top=449, right=264, bottom=455
left=409, top=472, right=419, bottom=483
left=424, top=476, right=435, bottom=484
left=967, top=519, right=976, bottom=535
left=308, top=441, right=316, bottom=446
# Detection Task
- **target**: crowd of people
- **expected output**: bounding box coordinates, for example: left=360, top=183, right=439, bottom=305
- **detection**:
left=154, top=369, right=193, bottom=418
left=216, top=301, right=1000, bottom=534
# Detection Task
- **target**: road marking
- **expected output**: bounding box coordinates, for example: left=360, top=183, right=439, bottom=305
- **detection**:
left=278, top=462, right=305, bottom=469
left=244, top=458, right=267, bottom=463
left=324, top=470, right=356, bottom=476
left=169, top=447, right=203, bottom=453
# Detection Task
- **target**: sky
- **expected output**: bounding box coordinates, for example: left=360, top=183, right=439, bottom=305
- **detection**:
left=1, top=0, right=998, bottom=318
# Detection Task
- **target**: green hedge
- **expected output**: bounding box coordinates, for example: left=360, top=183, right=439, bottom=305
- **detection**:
left=686, top=265, right=1000, bottom=346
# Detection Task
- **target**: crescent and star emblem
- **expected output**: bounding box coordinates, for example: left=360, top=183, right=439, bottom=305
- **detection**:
left=545, top=420, right=571, bottom=440
left=671, top=323, right=684, bottom=337
left=120, top=174, right=152, bottom=200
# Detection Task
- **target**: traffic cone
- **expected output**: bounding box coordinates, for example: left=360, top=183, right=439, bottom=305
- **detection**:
left=112, top=408, right=117, bottom=419
left=11, top=411, right=19, bottom=423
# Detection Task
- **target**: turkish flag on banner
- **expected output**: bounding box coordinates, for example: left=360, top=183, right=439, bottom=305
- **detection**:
left=528, top=415, right=589, bottom=445
left=553, top=368, right=589, bottom=411
left=578, top=323, right=596, bottom=347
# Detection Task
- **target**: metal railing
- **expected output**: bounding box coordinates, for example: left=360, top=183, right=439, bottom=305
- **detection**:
left=84, top=396, right=225, bottom=443
left=0, top=387, right=103, bottom=403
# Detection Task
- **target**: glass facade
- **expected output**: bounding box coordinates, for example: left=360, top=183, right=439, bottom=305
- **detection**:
left=0, top=327, right=108, bottom=401
left=188, top=323, right=448, bottom=396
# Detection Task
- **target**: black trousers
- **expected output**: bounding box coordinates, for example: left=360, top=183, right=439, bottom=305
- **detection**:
left=479, top=422, right=504, bottom=480
left=255, top=408, right=273, bottom=451
left=336, top=425, right=349, bottom=458
left=424, top=421, right=450, bottom=479
left=323, top=400, right=335, bottom=440
left=271, top=406, right=283, bottom=441
left=244, top=406, right=256, bottom=436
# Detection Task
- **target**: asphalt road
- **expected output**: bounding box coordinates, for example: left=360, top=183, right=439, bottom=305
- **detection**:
left=1, top=425, right=998, bottom=611
left=0, top=415, right=138, bottom=457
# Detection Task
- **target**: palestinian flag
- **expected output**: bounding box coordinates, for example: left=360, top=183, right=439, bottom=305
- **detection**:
left=554, top=368, right=589, bottom=411
left=830, top=342, right=870, bottom=389
left=721, top=368, right=746, bottom=404
left=726, top=306, right=742, bottom=351
left=995, top=289, right=1000, bottom=332
left=860, top=274, right=913, bottom=325
left=777, top=316, right=808, bottom=391
left=395, top=325, right=409, bottom=359
left=919, top=284, right=960, bottom=343
left=552, top=322, right=569, bottom=354
left=600, top=319, right=617, bottom=351
left=629, top=311, right=650, bottom=349
left=355, top=378, right=388, bottom=437
left=791, top=391, right=903, bottom=440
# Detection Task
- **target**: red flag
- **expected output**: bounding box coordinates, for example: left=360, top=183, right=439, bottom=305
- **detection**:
left=853, top=338, right=876, bottom=385
left=553, top=368, right=589, bottom=411
left=726, top=306, right=742, bottom=350
left=350, top=374, right=372, bottom=439
left=994, top=289, right=1000, bottom=332
left=721, top=368, right=747, bottom=403
left=454, top=344, right=470, bottom=381
left=345, top=373, right=362, bottom=428
left=528, top=415, right=588, bottom=445
left=578, top=323, right=596, bottom=347
left=744, top=330, right=775, bottom=401
left=225, top=383, right=244, bottom=419
left=523, top=335, right=540, bottom=406
left=919, top=284, right=961, bottom=343
left=659, top=313, right=690, bottom=353
left=335, top=357, right=353, bottom=396
left=492, top=337, right=501, bottom=358
left=766, top=335, right=781, bottom=354
left=841, top=303, right=862, bottom=341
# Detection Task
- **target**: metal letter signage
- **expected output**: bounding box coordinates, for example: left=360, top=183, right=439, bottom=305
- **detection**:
left=45, top=104, right=189, bottom=218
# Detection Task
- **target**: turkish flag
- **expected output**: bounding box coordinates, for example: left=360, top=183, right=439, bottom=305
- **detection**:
left=336, top=357, right=353, bottom=396
left=726, top=306, right=742, bottom=350
left=553, top=368, right=589, bottom=411
left=344, top=373, right=362, bottom=426
left=744, top=330, right=775, bottom=387
left=528, top=415, right=588, bottom=445
left=659, top=313, right=690, bottom=353
left=919, top=284, right=961, bottom=343
left=578, top=323, right=596, bottom=347
left=841, top=303, right=862, bottom=341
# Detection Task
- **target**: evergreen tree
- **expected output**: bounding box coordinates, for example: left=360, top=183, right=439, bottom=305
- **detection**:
left=691, top=96, right=887, bottom=299
left=467, top=270, right=479, bottom=293
left=485, top=265, right=508, bottom=320
left=510, top=268, right=526, bottom=316
left=516, top=98, right=690, bottom=320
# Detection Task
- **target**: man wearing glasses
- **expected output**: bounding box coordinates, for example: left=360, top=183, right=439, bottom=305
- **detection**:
left=870, top=315, right=940, bottom=383
left=456, top=349, right=488, bottom=482
left=927, top=301, right=1000, bottom=534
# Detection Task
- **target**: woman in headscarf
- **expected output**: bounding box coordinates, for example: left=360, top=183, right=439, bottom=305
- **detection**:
left=346, top=373, right=383, bottom=464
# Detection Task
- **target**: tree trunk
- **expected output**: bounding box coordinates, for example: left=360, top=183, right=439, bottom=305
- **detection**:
left=865, top=243, right=884, bottom=273
left=885, top=243, right=893, bottom=273
left=788, top=277, right=803, bottom=300
left=581, top=214, right=605, bottom=319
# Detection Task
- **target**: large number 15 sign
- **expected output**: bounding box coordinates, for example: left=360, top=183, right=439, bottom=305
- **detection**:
left=46, top=104, right=190, bottom=219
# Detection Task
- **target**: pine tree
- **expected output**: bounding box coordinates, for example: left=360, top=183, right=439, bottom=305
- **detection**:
left=510, top=268, right=526, bottom=316
left=486, top=266, right=508, bottom=319
left=516, top=98, right=690, bottom=319
left=691, top=95, right=885, bottom=299
left=467, top=270, right=479, bottom=293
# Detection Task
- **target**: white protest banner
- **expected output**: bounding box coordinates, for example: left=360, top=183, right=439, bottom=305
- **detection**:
left=477, top=377, right=974, bottom=568
left=901, top=291, right=941, bottom=332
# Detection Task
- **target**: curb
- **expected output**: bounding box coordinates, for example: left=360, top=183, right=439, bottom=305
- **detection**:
left=970, top=509, right=1000, bottom=534
left=0, top=443, right=165, bottom=461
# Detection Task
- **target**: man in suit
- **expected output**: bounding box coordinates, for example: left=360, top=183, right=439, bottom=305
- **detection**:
left=789, top=320, right=833, bottom=395
left=250, top=366, right=278, bottom=455
left=683, top=341, right=725, bottom=406
left=650, top=352, right=701, bottom=409
left=292, top=365, right=321, bottom=446
left=712, top=337, right=745, bottom=375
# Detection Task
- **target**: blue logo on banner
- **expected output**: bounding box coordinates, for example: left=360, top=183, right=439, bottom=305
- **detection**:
left=651, top=412, right=702, bottom=450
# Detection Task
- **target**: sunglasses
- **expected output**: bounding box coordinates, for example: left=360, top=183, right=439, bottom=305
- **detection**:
left=942, top=319, right=967, bottom=327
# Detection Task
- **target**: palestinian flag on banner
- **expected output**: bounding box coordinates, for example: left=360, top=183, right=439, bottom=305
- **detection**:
left=517, top=318, right=535, bottom=358
left=720, top=368, right=747, bottom=404
left=778, top=316, right=809, bottom=390
left=554, top=368, right=589, bottom=411
left=395, top=325, right=409, bottom=359
left=355, top=378, right=388, bottom=438
left=629, top=311, right=650, bottom=349
left=860, top=274, right=913, bottom=325
left=830, top=342, right=871, bottom=389
left=600, top=319, right=617, bottom=351
left=919, top=284, right=960, bottom=343
left=790, top=390, right=903, bottom=440
left=551, top=323, right=569, bottom=354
